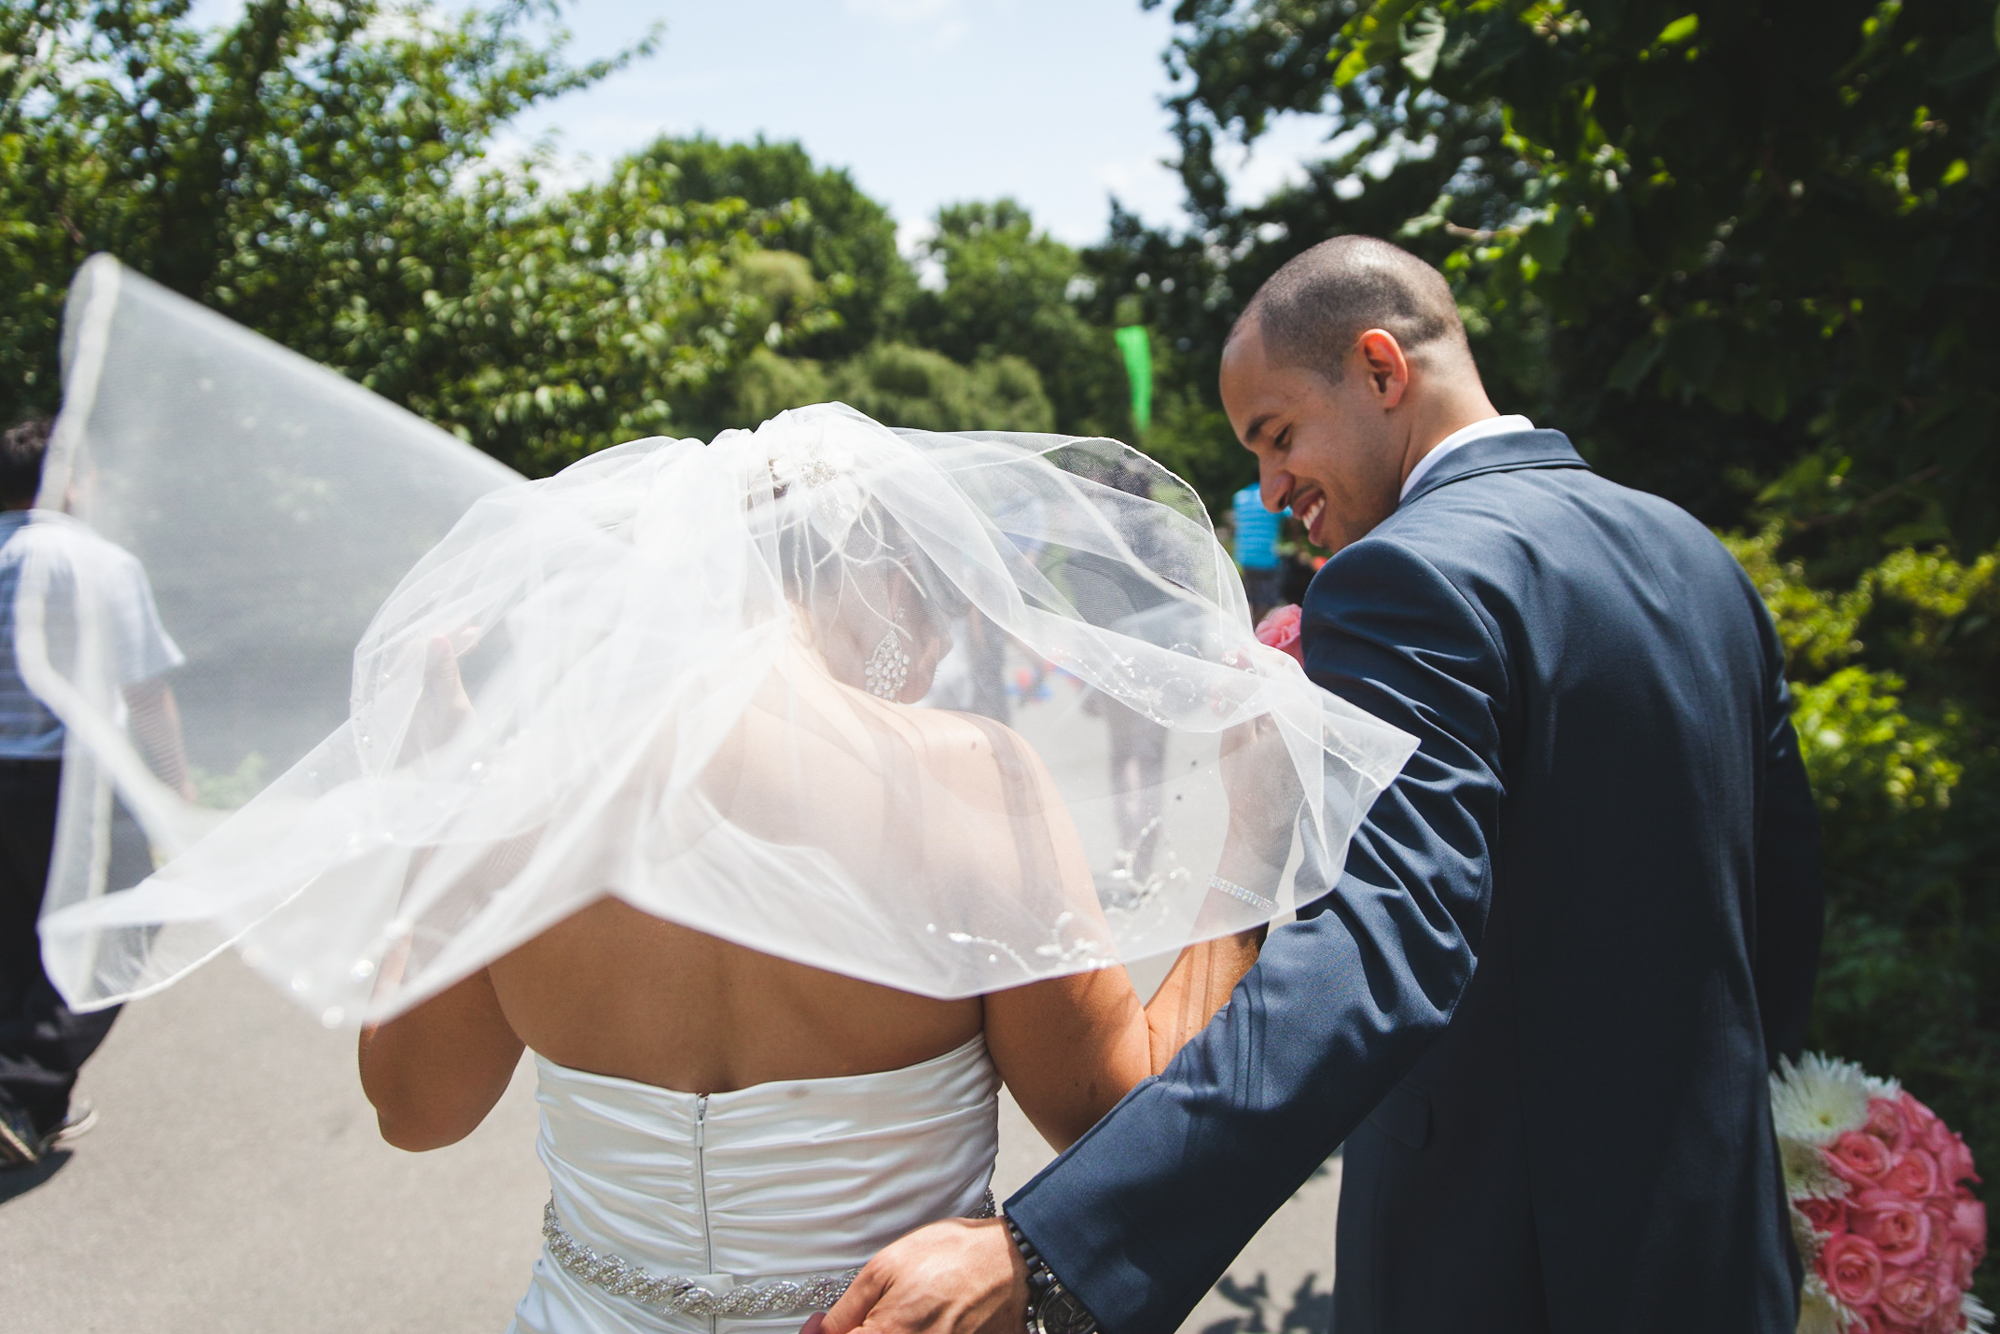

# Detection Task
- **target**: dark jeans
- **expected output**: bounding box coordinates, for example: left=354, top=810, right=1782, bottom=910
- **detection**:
left=0, top=758, right=121, bottom=1138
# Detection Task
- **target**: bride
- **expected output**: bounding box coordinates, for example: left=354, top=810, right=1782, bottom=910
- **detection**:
left=360, top=516, right=1281, bottom=1332
left=31, top=261, right=1416, bottom=1333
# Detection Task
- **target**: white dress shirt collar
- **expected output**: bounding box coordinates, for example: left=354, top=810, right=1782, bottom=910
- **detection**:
left=1399, top=414, right=1535, bottom=501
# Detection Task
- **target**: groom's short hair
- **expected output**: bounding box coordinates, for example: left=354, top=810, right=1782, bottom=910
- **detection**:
left=1234, top=236, right=1469, bottom=382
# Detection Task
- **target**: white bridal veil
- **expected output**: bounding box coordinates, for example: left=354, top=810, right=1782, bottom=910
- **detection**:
left=30, top=256, right=1415, bottom=1025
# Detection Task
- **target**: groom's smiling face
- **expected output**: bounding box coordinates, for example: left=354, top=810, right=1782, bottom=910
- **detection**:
left=1219, top=320, right=1410, bottom=556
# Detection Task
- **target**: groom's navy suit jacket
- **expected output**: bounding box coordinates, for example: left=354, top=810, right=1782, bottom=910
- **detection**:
left=1006, top=431, right=1824, bottom=1333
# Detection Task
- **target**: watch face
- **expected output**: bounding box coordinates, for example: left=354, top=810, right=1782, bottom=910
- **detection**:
left=1032, top=1286, right=1097, bottom=1334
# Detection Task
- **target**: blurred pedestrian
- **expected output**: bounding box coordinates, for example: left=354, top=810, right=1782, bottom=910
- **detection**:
left=1281, top=549, right=1321, bottom=607
left=0, top=417, right=188, bottom=1167
left=1231, top=481, right=1285, bottom=623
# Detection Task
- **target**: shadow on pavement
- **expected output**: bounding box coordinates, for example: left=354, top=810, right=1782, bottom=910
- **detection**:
left=1200, top=1271, right=1334, bottom=1334
left=0, top=1149, right=71, bottom=1204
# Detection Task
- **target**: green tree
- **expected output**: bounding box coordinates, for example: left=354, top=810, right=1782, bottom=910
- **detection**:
left=629, top=135, right=912, bottom=360
left=1080, top=11, right=1543, bottom=514
left=0, top=0, right=792, bottom=474
left=724, top=341, right=1054, bottom=435
left=905, top=199, right=1130, bottom=439
left=830, top=341, right=1054, bottom=434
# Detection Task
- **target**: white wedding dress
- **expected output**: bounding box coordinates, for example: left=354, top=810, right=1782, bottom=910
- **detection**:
left=507, top=1034, right=1002, bottom=1334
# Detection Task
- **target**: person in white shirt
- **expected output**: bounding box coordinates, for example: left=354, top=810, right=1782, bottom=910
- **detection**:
left=0, top=417, right=188, bottom=1168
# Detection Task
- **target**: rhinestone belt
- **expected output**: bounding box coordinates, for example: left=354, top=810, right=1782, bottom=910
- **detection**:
left=542, top=1190, right=998, bottom=1318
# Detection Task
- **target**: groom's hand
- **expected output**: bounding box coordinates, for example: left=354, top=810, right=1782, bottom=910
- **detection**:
left=811, top=1217, right=1027, bottom=1334
left=1219, top=712, right=1304, bottom=864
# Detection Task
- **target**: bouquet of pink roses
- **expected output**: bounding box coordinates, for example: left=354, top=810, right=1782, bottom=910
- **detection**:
left=1772, top=1053, right=1990, bottom=1333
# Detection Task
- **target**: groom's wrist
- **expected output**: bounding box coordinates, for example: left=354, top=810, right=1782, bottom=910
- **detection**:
left=1004, top=1214, right=1099, bottom=1334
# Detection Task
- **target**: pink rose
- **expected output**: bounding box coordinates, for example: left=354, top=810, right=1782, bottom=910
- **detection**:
left=1877, top=1267, right=1947, bottom=1326
left=1866, top=1097, right=1912, bottom=1154
left=1885, top=1148, right=1943, bottom=1199
left=1799, top=1196, right=1848, bottom=1235
left=1821, top=1232, right=1886, bottom=1307
left=1935, top=1132, right=1978, bottom=1188
left=1922, top=1300, right=1966, bottom=1334
left=1943, top=1239, right=1978, bottom=1291
left=1946, top=1191, right=1986, bottom=1252
left=1903, top=1093, right=1978, bottom=1185
left=1831, top=1130, right=1896, bottom=1188
left=1254, top=604, right=1304, bottom=665
left=1851, top=1189, right=1934, bottom=1267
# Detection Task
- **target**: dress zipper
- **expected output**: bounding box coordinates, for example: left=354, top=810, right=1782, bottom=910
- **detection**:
left=694, top=1092, right=713, bottom=1334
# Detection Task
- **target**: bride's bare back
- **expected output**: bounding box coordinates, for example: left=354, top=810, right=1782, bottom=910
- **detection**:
left=489, top=903, right=985, bottom=1094
left=359, top=647, right=1259, bottom=1155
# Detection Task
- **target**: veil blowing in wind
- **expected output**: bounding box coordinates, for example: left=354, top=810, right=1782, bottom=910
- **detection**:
left=31, top=257, right=1415, bottom=1027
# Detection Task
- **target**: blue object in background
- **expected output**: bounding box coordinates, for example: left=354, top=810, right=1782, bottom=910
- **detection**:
left=1232, top=483, right=1283, bottom=570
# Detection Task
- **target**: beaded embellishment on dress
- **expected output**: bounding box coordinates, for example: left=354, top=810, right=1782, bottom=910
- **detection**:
left=540, top=1192, right=996, bottom=1318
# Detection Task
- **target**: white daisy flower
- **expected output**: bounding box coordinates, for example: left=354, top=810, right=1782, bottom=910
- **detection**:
left=1781, top=1136, right=1850, bottom=1201
left=1769, top=1052, right=1890, bottom=1147
left=1788, top=1203, right=1827, bottom=1266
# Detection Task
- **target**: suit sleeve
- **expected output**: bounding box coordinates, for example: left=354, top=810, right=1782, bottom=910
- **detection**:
left=1003, top=538, right=1511, bottom=1334
left=1749, top=605, right=1824, bottom=1065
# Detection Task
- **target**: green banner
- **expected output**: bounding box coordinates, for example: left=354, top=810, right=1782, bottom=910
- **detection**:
left=1114, top=325, right=1152, bottom=435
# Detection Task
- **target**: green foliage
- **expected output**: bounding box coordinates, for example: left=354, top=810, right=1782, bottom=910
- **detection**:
left=627, top=135, right=911, bottom=359
left=833, top=342, right=1053, bottom=434
left=644, top=167, right=1138, bottom=446
left=1321, top=0, right=1998, bottom=551
left=1744, top=540, right=2000, bottom=1214
left=905, top=200, right=1131, bottom=438
left=1081, top=6, right=1544, bottom=513
left=0, top=0, right=795, bottom=474
left=731, top=341, right=1054, bottom=435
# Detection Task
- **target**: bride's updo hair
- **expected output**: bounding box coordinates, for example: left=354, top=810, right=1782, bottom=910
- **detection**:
left=758, top=455, right=968, bottom=678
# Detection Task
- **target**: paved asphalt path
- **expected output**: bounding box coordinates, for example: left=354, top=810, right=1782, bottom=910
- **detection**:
left=0, top=947, right=1337, bottom=1333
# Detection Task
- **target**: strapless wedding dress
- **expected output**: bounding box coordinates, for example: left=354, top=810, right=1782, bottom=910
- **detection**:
left=507, top=1034, right=1001, bottom=1334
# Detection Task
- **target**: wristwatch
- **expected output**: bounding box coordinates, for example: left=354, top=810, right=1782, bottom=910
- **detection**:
left=1004, top=1214, right=1100, bottom=1334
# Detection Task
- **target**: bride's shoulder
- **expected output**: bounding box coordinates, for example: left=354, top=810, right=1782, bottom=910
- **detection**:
left=903, top=708, right=1065, bottom=807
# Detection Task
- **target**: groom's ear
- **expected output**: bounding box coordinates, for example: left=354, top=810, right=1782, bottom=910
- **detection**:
left=1353, top=329, right=1411, bottom=407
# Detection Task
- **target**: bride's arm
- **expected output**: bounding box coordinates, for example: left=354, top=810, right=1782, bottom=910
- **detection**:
left=357, top=638, right=527, bottom=1151
left=1142, top=925, right=1267, bottom=1072
left=982, top=925, right=1263, bottom=1154
left=978, top=803, right=1270, bottom=1150
left=973, top=709, right=1292, bottom=1149
left=357, top=960, right=525, bottom=1152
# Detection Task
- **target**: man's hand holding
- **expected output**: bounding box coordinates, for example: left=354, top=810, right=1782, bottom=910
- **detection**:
left=810, top=1218, right=1027, bottom=1334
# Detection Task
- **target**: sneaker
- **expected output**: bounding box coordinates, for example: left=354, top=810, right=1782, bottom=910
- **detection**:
left=0, top=1100, right=39, bottom=1168
left=45, top=1098, right=97, bottom=1149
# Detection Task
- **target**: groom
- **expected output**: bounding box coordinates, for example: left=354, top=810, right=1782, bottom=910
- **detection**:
left=822, top=236, right=1825, bottom=1333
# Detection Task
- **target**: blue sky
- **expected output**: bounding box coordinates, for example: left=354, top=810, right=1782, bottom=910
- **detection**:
left=188, top=0, right=1339, bottom=247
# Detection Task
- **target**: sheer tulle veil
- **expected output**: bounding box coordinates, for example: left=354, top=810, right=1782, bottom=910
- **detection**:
left=31, top=257, right=1416, bottom=1024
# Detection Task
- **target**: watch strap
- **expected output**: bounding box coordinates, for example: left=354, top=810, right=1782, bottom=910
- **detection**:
left=1004, top=1214, right=1099, bottom=1334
